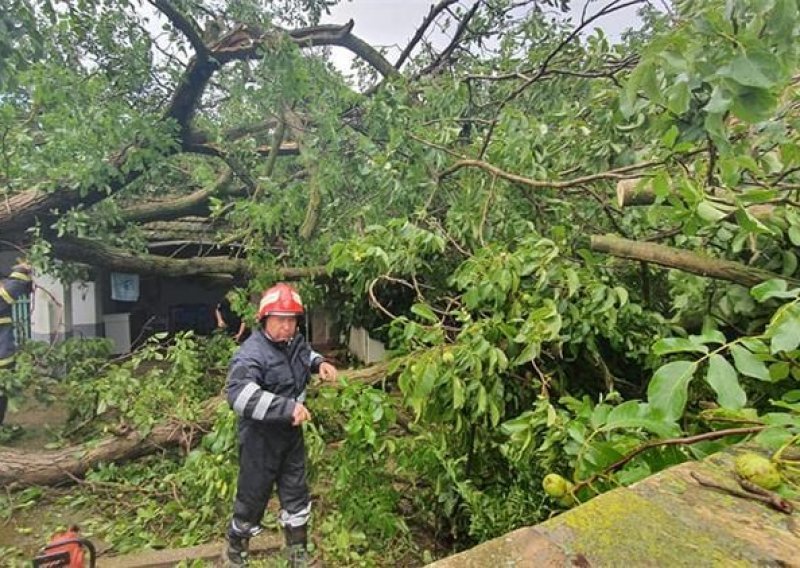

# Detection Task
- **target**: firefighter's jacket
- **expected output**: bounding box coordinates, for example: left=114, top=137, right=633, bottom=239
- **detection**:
left=0, top=274, right=32, bottom=367
left=225, top=330, right=323, bottom=428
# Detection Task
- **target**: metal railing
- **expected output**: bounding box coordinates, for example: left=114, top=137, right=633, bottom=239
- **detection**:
left=12, top=294, right=31, bottom=344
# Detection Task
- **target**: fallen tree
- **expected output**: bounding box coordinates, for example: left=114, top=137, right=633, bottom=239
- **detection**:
left=0, top=360, right=394, bottom=489
left=0, top=408, right=217, bottom=489
left=50, top=237, right=326, bottom=280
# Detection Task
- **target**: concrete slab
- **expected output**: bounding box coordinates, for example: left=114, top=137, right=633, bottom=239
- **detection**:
left=428, top=447, right=800, bottom=567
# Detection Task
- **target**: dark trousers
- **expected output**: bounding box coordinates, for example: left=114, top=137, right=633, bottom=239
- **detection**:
left=233, top=422, right=310, bottom=526
left=0, top=362, right=13, bottom=426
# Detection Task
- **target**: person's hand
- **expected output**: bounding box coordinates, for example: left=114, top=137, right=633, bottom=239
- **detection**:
left=234, top=322, right=247, bottom=343
left=318, top=361, right=338, bottom=382
left=292, top=402, right=311, bottom=426
left=214, top=308, right=226, bottom=329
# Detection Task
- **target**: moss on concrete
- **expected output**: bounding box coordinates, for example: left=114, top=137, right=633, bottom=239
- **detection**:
left=429, top=444, right=800, bottom=568
left=540, top=488, right=751, bottom=566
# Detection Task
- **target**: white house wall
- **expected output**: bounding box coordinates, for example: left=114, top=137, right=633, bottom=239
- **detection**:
left=71, top=280, right=103, bottom=339
left=31, top=273, right=70, bottom=344
left=348, top=326, right=386, bottom=364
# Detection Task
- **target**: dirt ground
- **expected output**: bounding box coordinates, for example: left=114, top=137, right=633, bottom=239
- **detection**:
left=2, top=389, right=70, bottom=449
left=0, top=390, right=79, bottom=559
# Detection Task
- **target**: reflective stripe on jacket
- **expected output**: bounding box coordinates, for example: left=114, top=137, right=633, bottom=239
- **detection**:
left=225, top=330, right=323, bottom=425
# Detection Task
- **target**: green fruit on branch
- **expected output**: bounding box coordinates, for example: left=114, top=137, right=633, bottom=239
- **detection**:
left=543, top=473, right=573, bottom=498
left=442, top=351, right=455, bottom=364
left=734, top=452, right=782, bottom=490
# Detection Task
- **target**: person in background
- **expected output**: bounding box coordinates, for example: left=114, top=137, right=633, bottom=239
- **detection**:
left=223, top=283, right=337, bottom=567
left=0, top=262, right=33, bottom=425
left=216, top=290, right=249, bottom=343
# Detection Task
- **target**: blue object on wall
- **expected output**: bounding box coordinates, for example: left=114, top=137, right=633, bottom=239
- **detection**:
left=111, top=272, right=140, bottom=302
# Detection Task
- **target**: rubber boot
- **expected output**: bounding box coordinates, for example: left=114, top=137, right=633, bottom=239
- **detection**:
left=224, top=518, right=264, bottom=566
left=224, top=533, right=249, bottom=567
left=284, top=524, right=309, bottom=568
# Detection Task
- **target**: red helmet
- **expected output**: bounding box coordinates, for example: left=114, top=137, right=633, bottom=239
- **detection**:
left=257, top=283, right=304, bottom=320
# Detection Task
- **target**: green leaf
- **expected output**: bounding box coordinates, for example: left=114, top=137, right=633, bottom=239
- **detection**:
left=476, top=384, right=487, bottom=415
left=705, top=354, right=746, bottom=409
left=696, top=201, right=728, bottom=222
left=719, top=54, right=779, bottom=89
left=616, top=463, right=652, bottom=486
left=500, top=413, right=530, bottom=435
left=411, top=303, right=437, bottom=323
left=614, top=286, right=629, bottom=307
left=651, top=172, right=671, bottom=198
left=660, top=50, right=688, bottom=72
left=661, top=125, right=679, bottom=148
left=582, top=441, right=625, bottom=469
left=628, top=60, right=661, bottom=104
left=753, top=427, right=794, bottom=451
left=704, top=112, right=727, bottom=147
left=730, top=345, right=771, bottom=381
left=603, top=401, right=680, bottom=438
left=453, top=377, right=465, bottom=410
left=731, top=87, right=777, bottom=123
left=769, top=362, right=790, bottom=381
left=691, top=329, right=727, bottom=345
left=734, top=206, right=774, bottom=235
left=767, top=304, right=800, bottom=354
left=666, top=81, right=691, bottom=115
left=789, top=226, right=800, bottom=246
left=652, top=337, right=708, bottom=356
left=740, top=188, right=778, bottom=204
left=647, top=360, right=697, bottom=422
left=782, top=252, right=797, bottom=277
left=514, top=340, right=541, bottom=364
left=751, top=279, right=798, bottom=302
left=415, top=364, right=437, bottom=398
left=704, top=86, right=731, bottom=114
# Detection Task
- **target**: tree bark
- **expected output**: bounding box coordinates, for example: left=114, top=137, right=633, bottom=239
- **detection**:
left=616, top=178, right=655, bottom=207
left=0, top=410, right=218, bottom=489
left=51, top=237, right=326, bottom=279
left=139, top=218, right=218, bottom=243
left=590, top=235, right=798, bottom=288
left=615, top=179, right=776, bottom=222
left=0, top=361, right=395, bottom=488
left=120, top=171, right=235, bottom=224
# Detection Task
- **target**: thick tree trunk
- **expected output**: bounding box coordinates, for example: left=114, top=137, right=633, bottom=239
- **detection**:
left=0, top=361, right=395, bottom=488
left=140, top=218, right=219, bottom=243
left=0, top=167, right=139, bottom=238
left=590, top=235, right=797, bottom=288
left=121, top=171, right=235, bottom=224
left=0, top=413, right=216, bottom=488
left=50, top=237, right=326, bottom=280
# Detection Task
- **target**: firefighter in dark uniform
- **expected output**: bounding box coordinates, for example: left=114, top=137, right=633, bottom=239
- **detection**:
left=0, top=262, right=33, bottom=425
left=224, top=283, right=337, bottom=567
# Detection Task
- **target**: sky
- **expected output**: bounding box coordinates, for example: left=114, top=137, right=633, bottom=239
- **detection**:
left=320, top=0, right=654, bottom=77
